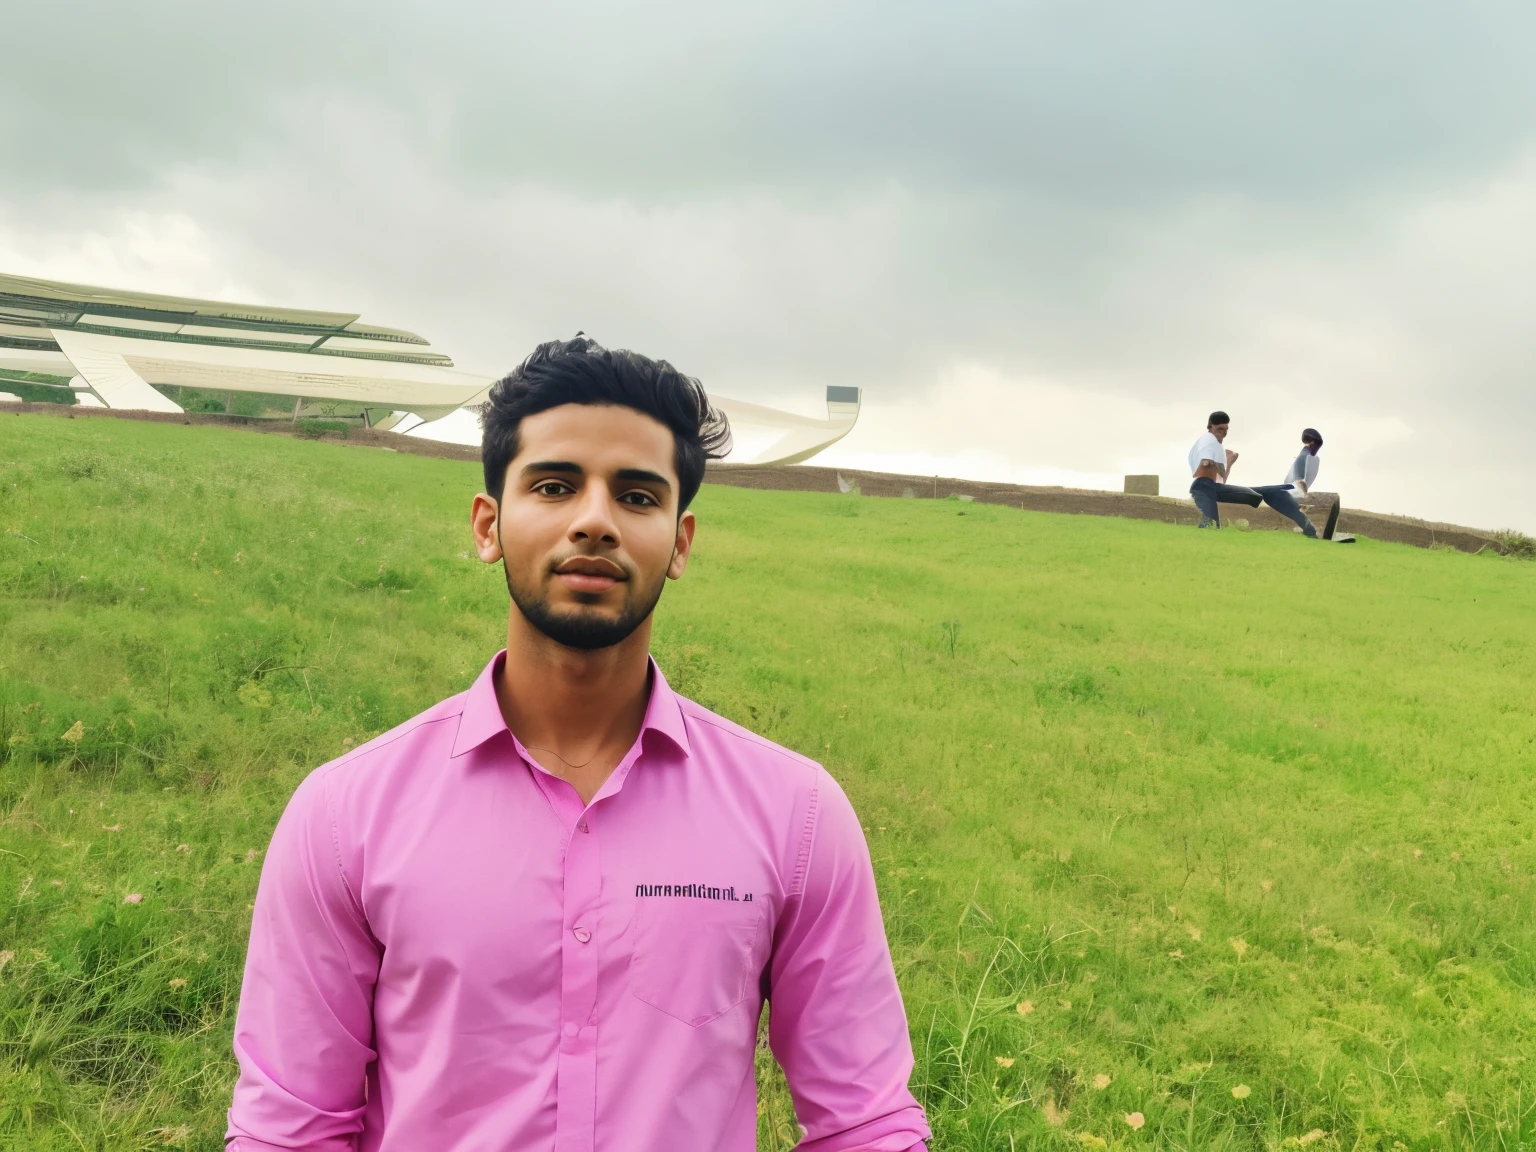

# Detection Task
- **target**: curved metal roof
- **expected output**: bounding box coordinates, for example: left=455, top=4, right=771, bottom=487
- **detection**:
left=0, top=272, right=364, bottom=330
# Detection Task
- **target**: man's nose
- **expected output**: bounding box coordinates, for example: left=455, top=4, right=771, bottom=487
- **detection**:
left=568, top=485, right=619, bottom=544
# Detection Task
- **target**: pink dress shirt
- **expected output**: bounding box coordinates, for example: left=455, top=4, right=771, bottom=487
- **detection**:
left=227, top=652, right=929, bottom=1151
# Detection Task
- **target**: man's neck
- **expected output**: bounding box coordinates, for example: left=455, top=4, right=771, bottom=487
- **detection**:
left=494, top=614, right=654, bottom=805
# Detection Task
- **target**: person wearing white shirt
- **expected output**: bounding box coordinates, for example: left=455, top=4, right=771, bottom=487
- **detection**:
left=1188, top=410, right=1262, bottom=528
left=1256, top=427, right=1325, bottom=538
left=1283, top=428, right=1323, bottom=494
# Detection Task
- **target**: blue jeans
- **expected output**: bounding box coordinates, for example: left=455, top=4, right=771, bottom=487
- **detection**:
left=1191, top=478, right=1318, bottom=537
left=1251, top=484, right=1318, bottom=538
left=1189, top=477, right=1261, bottom=526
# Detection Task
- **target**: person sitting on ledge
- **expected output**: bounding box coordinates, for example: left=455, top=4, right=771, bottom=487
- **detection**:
left=1253, top=427, right=1326, bottom=538
left=1284, top=427, right=1323, bottom=497
left=1188, top=410, right=1262, bottom=529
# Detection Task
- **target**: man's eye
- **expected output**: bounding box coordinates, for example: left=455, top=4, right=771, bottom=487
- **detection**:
left=619, top=491, right=659, bottom=506
left=535, top=482, right=573, bottom=496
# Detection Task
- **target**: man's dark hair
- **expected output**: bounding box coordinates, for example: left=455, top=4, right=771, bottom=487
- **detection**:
left=481, top=337, right=732, bottom=512
left=1208, top=410, right=1231, bottom=427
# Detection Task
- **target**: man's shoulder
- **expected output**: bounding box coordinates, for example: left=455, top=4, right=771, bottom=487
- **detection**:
left=673, top=695, right=825, bottom=784
left=301, top=690, right=470, bottom=797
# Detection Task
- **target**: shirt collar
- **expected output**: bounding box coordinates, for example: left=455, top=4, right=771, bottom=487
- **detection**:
left=451, top=650, right=691, bottom=761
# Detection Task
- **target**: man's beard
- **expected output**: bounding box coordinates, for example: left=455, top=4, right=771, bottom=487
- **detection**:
left=503, top=556, right=667, bottom=651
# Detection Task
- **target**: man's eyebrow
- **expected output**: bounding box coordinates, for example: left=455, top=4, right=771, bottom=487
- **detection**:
left=520, top=460, right=583, bottom=476
left=615, top=468, right=672, bottom=489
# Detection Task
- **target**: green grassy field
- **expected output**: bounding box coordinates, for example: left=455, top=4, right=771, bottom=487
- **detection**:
left=2, top=412, right=1535, bottom=1151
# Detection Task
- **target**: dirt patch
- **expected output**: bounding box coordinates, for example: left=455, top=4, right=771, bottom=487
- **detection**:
left=2, top=403, right=1502, bottom=553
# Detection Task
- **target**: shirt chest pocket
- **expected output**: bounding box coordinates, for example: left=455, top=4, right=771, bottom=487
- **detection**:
left=629, top=900, right=768, bottom=1027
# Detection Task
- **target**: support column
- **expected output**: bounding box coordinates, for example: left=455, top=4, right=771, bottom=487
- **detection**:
left=50, top=330, right=183, bottom=413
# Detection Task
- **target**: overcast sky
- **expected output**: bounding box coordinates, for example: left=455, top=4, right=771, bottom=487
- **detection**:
left=3, top=1, right=1534, bottom=529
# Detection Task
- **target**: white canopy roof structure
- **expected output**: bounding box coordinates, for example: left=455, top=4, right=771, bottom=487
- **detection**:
left=397, top=384, right=860, bottom=467
left=711, top=387, right=862, bottom=466
left=0, top=272, right=860, bottom=465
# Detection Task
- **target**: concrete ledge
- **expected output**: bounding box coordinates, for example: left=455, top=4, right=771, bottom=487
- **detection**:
left=705, top=463, right=1506, bottom=555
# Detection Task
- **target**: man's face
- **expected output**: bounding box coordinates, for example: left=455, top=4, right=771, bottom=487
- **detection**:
left=1209, top=422, right=1230, bottom=442
left=472, top=403, right=694, bottom=650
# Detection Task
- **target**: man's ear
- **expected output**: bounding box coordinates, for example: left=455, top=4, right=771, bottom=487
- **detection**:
left=667, top=510, right=697, bottom=580
left=471, top=493, right=503, bottom=563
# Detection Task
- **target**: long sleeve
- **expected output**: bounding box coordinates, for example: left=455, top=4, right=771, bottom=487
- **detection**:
left=226, top=771, right=382, bottom=1151
left=767, top=774, right=930, bottom=1152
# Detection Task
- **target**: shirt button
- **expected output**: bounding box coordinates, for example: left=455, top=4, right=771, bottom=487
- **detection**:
left=573, top=926, right=591, bottom=943
left=577, top=820, right=589, bottom=833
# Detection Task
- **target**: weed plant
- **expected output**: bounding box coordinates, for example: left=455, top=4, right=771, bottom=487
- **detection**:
left=2, top=413, right=1535, bottom=1150
left=1493, top=530, right=1536, bottom=559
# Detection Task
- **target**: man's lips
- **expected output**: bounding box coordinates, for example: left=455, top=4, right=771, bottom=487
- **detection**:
left=553, top=557, right=627, bottom=593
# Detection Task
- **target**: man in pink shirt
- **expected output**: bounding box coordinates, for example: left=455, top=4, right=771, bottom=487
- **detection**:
left=227, top=337, right=930, bottom=1151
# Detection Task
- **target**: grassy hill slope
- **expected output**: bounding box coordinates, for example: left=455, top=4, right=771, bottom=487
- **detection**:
left=2, top=412, right=1534, bottom=1150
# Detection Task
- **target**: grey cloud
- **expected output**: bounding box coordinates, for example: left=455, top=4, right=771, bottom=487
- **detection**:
left=7, top=2, right=1536, bottom=205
